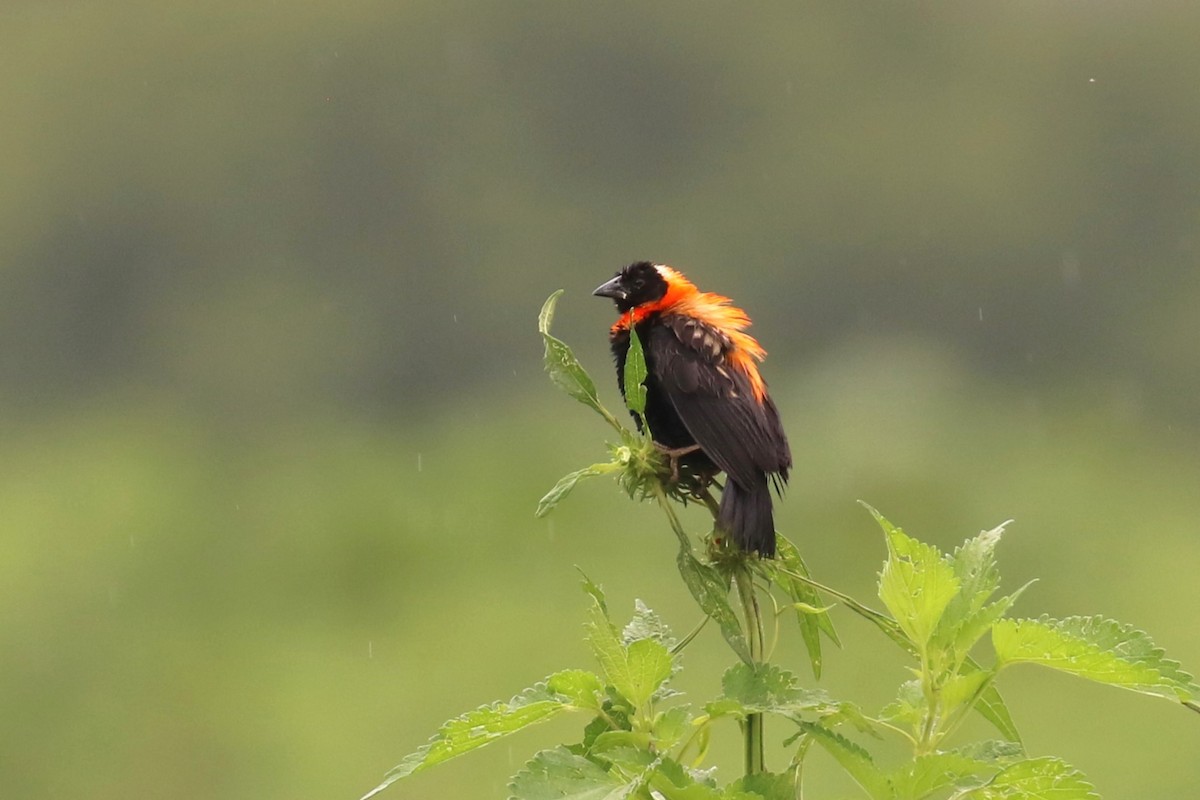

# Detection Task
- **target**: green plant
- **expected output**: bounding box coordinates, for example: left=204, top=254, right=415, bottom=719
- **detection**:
left=359, top=292, right=1199, bottom=799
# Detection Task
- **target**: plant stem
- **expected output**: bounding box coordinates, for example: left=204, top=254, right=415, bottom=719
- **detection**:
left=734, top=565, right=765, bottom=776
left=670, top=615, right=710, bottom=655
left=771, top=564, right=916, bottom=656
left=655, top=476, right=768, bottom=774
left=654, top=483, right=694, bottom=551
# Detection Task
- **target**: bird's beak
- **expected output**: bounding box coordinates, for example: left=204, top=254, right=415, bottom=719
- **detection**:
left=592, top=275, right=628, bottom=301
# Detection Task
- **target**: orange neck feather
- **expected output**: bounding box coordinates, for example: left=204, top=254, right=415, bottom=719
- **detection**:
left=610, top=266, right=769, bottom=401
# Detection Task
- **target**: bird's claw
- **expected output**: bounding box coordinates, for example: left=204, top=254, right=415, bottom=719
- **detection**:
left=654, top=443, right=702, bottom=484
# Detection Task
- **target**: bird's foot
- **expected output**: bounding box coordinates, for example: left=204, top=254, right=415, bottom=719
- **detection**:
left=654, top=443, right=702, bottom=483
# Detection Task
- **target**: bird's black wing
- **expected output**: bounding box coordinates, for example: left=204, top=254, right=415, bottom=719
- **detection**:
left=647, top=316, right=790, bottom=489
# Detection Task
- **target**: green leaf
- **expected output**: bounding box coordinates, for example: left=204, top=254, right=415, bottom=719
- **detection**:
left=622, top=599, right=677, bottom=648
left=622, top=638, right=675, bottom=708
left=799, top=722, right=893, bottom=800
left=965, top=662, right=1023, bottom=746
left=708, top=663, right=837, bottom=720
left=731, top=771, right=799, bottom=800
left=579, top=571, right=609, bottom=616
left=944, top=523, right=1007, bottom=621
left=651, top=705, right=693, bottom=751
left=360, top=683, right=568, bottom=799
left=538, top=288, right=564, bottom=335
left=870, top=504, right=960, bottom=649
left=537, top=462, right=621, bottom=517
left=646, top=759, right=736, bottom=800
left=647, top=779, right=724, bottom=800
left=584, top=595, right=629, bottom=689
left=623, top=322, right=649, bottom=419
left=588, top=730, right=656, bottom=772
left=948, top=582, right=1034, bottom=667
left=548, top=670, right=605, bottom=711
left=889, top=751, right=996, bottom=800
left=932, top=523, right=1010, bottom=656
left=960, top=757, right=1099, bottom=800
left=508, top=747, right=629, bottom=800
left=772, top=535, right=839, bottom=679
left=878, top=679, right=922, bottom=729
left=539, top=291, right=621, bottom=429
left=583, top=589, right=675, bottom=709
left=950, top=740, right=1024, bottom=764
left=993, top=615, right=1200, bottom=703
left=938, top=669, right=994, bottom=720
left=676, top=548, right=752, bottom=663
left=582, top=704, right=631, bottom=750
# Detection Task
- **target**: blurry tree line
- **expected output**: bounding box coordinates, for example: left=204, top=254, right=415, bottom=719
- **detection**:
left=2, top=1, right=1198, bottom=429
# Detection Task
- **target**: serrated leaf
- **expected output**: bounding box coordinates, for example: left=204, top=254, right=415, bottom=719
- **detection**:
left=710, top=663, right=838, bottom=721
left=772, top=535, right=839, bottom=679
left=623, top=323, right=649, bottom=419
left=945, top=524, right=1007, bottom=617
left=622, top=599, right=677, bottom=648
left=582, top=705, right=631, bottom=750
left=870, top=505, right=960, bottom=649
left=589, top=730, right=656, bottom=773
left=798, top=722, right=892, bottom=800
left=878, top=679, right=923, bottom=729
left=579, top=571, right=609, bottom=615
left=943, top=669, right=994, bottom=713
left=649, top=781, right=724, bottom=800
left=645, top=759, right=727, bottom=800
left=584, top=591, right=675, bottom=709
left=948, top=582, right=1034, bottom=667
left=537, top=462, right=621, bottom=517
left=651, top=705, right=693, bottom=751
left=676, top=548, right=752, bottom=663
left=889, top=751, right=997, bottom=799
left=548, top=670, right=605, bottom=711
left=622, top=638, right=675, bottom=708
left=361, top=683, right=568, bottom=799
left=950, top=740, right=1024, bottom=764
left=539, top=291, right=620, bottom=428
left=960, top=757, right=1099, bottom=800
left=731, top=771, right=799, bottom=800
left=993, top=615, right=1200, bottom=703
left=932, top=523, right=1010, bottom=656
left=508, top=747, right=629, bottom=800
left=585, top=601, right=629, bottom=692
left=967, top=666, right=1023, bottom=746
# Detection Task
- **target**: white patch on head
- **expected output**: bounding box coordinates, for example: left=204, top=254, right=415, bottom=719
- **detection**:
left=654, top=264, right=683, bottom=282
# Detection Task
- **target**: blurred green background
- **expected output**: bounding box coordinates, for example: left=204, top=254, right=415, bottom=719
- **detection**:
left=3, top=2, right=1199, bottom=798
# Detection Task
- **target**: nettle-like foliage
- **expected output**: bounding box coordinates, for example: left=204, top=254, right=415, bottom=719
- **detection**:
left=359, top=292, right=1199, bottom=800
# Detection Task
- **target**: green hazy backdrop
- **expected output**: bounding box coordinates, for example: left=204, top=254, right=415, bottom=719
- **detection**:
left=3, top=2, right=1199, bottom=798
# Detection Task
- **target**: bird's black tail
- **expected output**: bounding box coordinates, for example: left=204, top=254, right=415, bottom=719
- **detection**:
left=718, top=477, right=777, bottom=557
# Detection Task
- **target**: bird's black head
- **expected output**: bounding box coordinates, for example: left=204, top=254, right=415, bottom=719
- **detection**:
left=592, top=261, right=669, bottom=313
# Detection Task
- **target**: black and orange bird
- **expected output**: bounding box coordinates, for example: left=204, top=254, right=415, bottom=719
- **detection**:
left=593, top=262, right=791, bottom=557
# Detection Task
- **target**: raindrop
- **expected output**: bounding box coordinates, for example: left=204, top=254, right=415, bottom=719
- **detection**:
left=417, top=453, right=423, bottom=472
left=978, top=307, right=984, bottom=322
left=368, top=641, right=374, bottom=659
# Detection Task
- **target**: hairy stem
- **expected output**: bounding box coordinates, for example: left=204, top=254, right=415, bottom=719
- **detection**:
left=734, top=565, right=765, bottom=776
